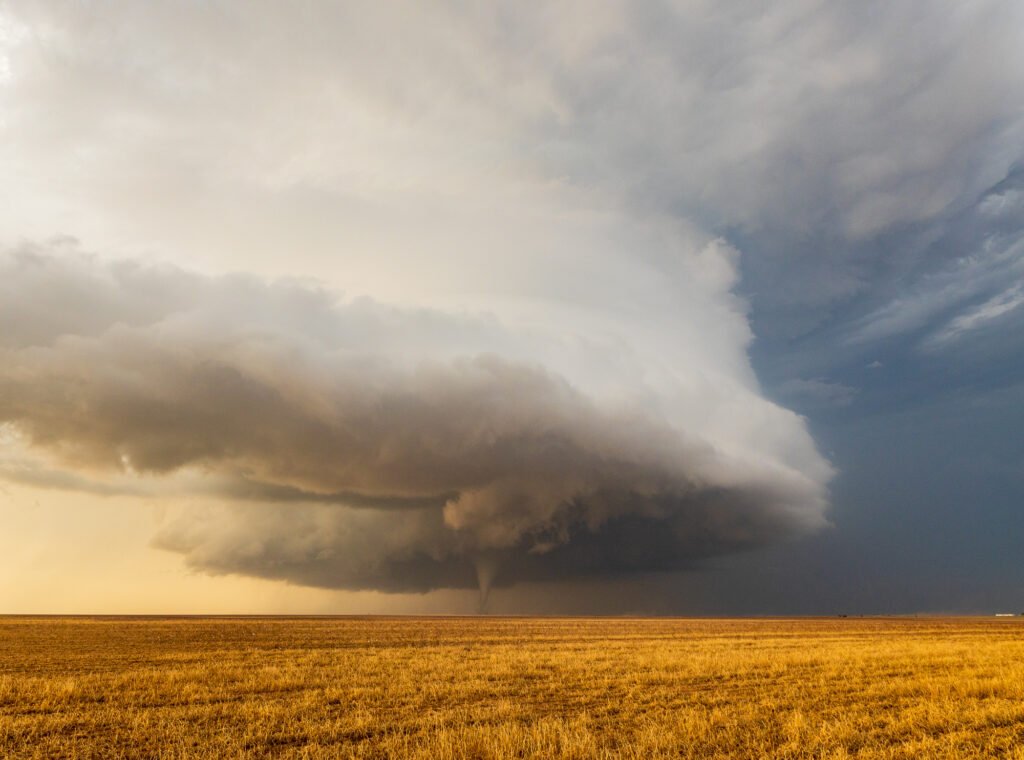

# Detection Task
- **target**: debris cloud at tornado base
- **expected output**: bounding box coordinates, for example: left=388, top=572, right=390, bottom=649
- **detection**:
left=0, top=249, right=832, bottom=597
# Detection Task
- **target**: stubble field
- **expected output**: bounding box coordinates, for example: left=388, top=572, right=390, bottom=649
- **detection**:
left=2, top=615, right=1023, bottom=759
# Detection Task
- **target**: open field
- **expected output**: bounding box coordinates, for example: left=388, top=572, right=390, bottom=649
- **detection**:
left=2, top=616, right=1023, bottom=759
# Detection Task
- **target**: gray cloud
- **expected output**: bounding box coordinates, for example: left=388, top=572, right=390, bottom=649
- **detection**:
left=0, top=241, right=202, bottom=348
left=0, top=250, right=830, bottom=593
left=539, top=1, right=1024, bottom=238
left=153, top=495, right=802, bottom=596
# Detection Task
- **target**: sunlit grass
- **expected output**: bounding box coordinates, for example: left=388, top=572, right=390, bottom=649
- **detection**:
left=2, top=616, right=1023, bottom=758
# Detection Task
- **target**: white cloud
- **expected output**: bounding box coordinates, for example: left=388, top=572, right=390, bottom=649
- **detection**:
left=0, top=9, right=28, bottom=86
left=925, top=284, right=1024, bottom=347
left=846, top=235, right=1024, bottom=345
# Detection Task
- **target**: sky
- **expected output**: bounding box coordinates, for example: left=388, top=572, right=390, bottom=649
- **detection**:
left=1, top=0, right=1022, bottom=615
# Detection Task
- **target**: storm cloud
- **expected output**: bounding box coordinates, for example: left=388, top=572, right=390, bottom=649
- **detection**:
left=0, top=249, right=829, bottom=593
left=3, top=1, right=1020, bottom=612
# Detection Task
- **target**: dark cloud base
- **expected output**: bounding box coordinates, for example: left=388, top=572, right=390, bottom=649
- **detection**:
left=155, top=496, right=796, bottom=594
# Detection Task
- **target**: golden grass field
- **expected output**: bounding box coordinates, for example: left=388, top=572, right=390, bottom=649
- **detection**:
left=2, top=616, right=1023, bottom=759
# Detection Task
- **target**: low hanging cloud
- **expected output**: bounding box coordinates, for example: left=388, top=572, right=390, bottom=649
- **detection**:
left=0, top=249, right=831, bottom=594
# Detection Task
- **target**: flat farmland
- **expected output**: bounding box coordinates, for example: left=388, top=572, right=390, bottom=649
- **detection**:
left=2, top=616, right=1023, bottom=759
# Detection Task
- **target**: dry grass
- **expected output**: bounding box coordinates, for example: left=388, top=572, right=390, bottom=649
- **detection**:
left=2, top=615, right=1023, bottom=759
